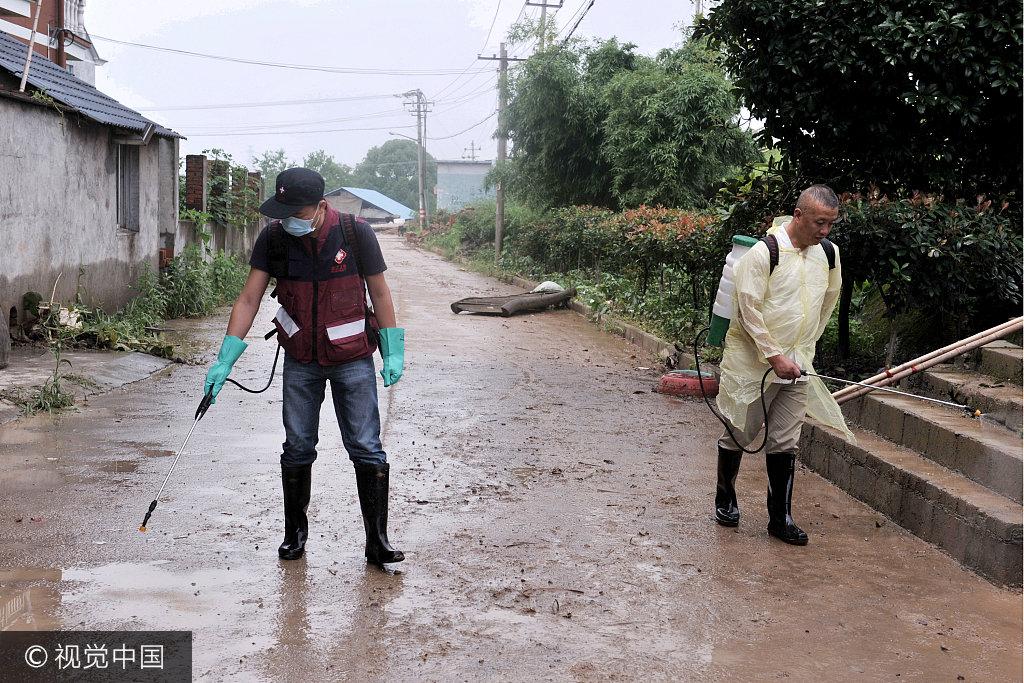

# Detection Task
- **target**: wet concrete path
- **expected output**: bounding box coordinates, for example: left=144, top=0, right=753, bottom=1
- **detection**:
left=1, top=234, right=1020, bottom=681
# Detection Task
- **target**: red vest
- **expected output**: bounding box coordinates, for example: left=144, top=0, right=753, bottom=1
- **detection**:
left=268, top=209, right=378, bottom=365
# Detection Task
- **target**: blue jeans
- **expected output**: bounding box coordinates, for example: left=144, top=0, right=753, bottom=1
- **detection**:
left=281, top=353, right=387, bottom=467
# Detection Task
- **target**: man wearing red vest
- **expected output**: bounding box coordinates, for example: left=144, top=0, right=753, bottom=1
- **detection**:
left=204, top=168, right=405, bottom=566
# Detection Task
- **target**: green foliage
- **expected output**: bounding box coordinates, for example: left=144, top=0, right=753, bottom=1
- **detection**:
left=697, top=0, right=1023, bottom=197
left=352, top=139, right=436, bottom=213
left=302, top=150, right=353, bottom=193
left=0, top=364, right=77, bottom=416
left=500, top=39, right=631, bottom=208
left=602, top=38, right=758, bottom=208
left=836, top=194, right=1023, bottom=336
left=251, top=148, right=292, bottom=199
left=196, top=149, right=260, bottom=229
left=501, top=33, right=754, bottom=210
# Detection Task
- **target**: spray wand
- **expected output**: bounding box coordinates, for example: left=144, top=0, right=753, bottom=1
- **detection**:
left=138, top=332, right=282, bottom=533
left=138, top=388, right=214, bottom=532
left=800, top=371, right=982, bottom=417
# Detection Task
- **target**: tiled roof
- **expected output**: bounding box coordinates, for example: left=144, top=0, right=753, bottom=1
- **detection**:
left=0, top=30, right=179, bottom=138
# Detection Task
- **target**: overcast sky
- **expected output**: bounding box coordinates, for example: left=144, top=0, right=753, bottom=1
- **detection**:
left=89, top=1, right=697, bottom=171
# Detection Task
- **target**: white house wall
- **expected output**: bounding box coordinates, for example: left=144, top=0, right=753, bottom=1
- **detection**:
left=0, top=98, right=174, bottom=322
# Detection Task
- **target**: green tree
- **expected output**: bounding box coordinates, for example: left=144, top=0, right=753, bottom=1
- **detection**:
left=302, top=149, right=353, bottom=193
left=500, top=38, right=640, bottom=208
left=697, top=0, right=1023, bottom=197
left=352, top=139, right=436, bottom=213
left=601, top=38, right=757, bottom=208
left=251, top=149, right=291, bottom=200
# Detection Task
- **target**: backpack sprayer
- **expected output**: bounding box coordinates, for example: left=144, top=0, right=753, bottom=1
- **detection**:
left=138, top=331, right=281, bottom=532
left=694, top=235, right=980, bottom=454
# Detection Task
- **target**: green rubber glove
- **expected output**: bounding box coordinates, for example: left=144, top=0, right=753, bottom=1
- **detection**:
left=204, top=335, right=248, bottom=404
left=378, top=328, right=405, bottom=387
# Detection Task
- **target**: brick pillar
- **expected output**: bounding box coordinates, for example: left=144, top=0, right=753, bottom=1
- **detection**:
left=184, top=154, right=208, bottom=212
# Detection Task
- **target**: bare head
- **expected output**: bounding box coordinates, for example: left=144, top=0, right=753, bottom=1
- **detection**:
left=790, top=184, right=839, bottom=248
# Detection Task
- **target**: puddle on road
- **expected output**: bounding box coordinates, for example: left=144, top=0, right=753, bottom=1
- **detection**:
left=0, top=568, right=63, bottom=631
left=98, top=460, right=139, bottom=474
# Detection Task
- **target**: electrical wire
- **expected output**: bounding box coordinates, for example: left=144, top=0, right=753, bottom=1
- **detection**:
left=555, top=0, right=590, bottom=40
left=559, top=0, right=595, bottom=46
left=426, top=111, right=497, bottom=140
left=186, top=123, right=416, bottom=138
left=138, top=93, right=400, bottom=112
left=430, top=0, right=513, bottom=102
left=91, top=34, right=492, bottom=76
left=183, top=107, right=410, bottom=134
left=431, top=77, right=499, bottom=117
left=480, top=0, right=505, bottom=53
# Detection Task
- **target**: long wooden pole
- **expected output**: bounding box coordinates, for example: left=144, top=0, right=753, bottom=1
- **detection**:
left=833, top=317, right=1022, bottom=400
left=19, top=0, right=42, bottom=93
left=834, top=319, right=1023, bottom=405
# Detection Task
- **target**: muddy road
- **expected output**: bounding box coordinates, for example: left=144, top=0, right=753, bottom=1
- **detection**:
left=1, top=234, right=1020, bottom=681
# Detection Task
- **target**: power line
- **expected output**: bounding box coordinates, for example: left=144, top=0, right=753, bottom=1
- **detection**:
left=555, top=0, right=590, bottom=40
left=184, top=107, right=410, bottom=134
left=187, top=123, right=417, bottom=138
left=138, top=93, right=399, bottom=112
left=430, top=0, right=512, bottom=101
left=559, top=0, right=595, bottom=46
left=431, top=77, right=499, bottom=117
left=480, top=0, right=506, bottom=53
left=91, top=34, right=493, bottom=76
left=426, top=111, right=497, bottom=140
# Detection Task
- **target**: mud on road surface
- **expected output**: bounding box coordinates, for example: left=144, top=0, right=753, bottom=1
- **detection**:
left=0, top=234, right=1020, bottom=681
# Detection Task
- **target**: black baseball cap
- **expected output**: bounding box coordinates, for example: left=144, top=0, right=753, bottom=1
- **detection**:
left=259, top=167, right=326, bottom=219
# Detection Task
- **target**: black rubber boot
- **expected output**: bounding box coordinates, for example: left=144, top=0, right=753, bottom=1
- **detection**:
left=765, top=452, right=808, bottom=545
left=278, top=464, right=312, bottom=560
left=354, top=462, right=405, bottom=565
left=714, top=446, right=743, bottom=527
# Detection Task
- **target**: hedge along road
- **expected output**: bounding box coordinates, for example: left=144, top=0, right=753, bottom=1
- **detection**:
left=0, top=233, right=1018, bottom=681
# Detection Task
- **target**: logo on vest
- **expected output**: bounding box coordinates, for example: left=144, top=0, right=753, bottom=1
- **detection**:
left=331, top=248, right=348, bottom=272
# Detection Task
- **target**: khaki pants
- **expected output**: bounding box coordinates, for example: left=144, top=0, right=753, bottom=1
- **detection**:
left=718, top=381, right=808, bottom=453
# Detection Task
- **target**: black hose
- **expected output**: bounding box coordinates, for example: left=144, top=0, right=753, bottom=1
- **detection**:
left=224, top=341, right=282, bottom=394
left=693, top=326, right=775, bottom=455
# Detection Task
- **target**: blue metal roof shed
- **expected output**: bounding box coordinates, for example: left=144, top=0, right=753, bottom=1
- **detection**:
left=326, top=186, right=414, bottom=221
left=0, top=31, right=179, bottom=139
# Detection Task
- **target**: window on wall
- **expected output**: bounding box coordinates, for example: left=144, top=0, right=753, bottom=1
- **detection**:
left=116, top=144, right=140, bottom=232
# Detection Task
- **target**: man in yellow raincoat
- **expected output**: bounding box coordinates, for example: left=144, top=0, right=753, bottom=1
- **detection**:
left=714, top=184, right=853, bottom=545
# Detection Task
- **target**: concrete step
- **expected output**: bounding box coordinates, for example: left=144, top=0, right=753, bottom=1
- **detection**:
left=841, top=393, right=1023, bottom=503
left=978, top=341, right=1023, bottom=385
left=903, top=365, right=1023, bottom=434
left=800, top=421, right=1023, bottom=587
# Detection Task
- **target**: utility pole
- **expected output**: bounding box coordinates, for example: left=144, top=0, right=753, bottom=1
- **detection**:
left=480, top=44, right=526, bottom=264
left=402, top=89, right=433, bottom=230
left=462, top=141, right=479, bottom=161
left=526, top=0, right=563, bottom=50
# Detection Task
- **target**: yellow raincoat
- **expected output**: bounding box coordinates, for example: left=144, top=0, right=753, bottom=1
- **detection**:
left=716, top=217, right=854, bottom=441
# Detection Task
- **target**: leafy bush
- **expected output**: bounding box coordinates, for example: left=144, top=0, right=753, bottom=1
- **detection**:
left=163, top=245, right=217, bottom=318
left=423, top=191, right=1023, bottom=366
left=836, top=194, right=1023, bottom=337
